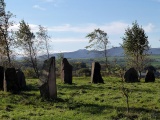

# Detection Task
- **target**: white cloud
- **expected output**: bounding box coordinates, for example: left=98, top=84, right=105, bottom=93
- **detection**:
left=33, top=5, right=46, bottom=11
left=51, top=38, right=87, bottom=43
left=47, top=22, right=128, bottom=35
left=47, top=22, right=154, bottom=34
left=143, top=23, right=155, bottom=32
left=41, top=0, right=55, bottom=2
left=10, top=22, right=155, bottom=35
left=10, top=24, right=39, bottom=32
left=40, top=0, right=63, bottom=7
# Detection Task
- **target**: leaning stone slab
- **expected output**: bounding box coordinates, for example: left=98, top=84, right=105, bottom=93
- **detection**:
left=39, top=57, right=57, bottom=99
left=0, top=66, right=4, bottom=90
left=91, top=62, right=104, bottom=83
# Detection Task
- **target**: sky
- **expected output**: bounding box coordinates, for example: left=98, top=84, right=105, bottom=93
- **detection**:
left=5, top=0, right=160, bottom=53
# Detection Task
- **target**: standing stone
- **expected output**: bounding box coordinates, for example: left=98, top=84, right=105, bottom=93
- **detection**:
left=145, top=70, right=155, bottom=82
left=3, top=78, right=7, bottom=92
left=5, top=68, right=20, bottom=92
left=39, top=82, right=49, bottom=99
left=91, top=62, right=104, bottom=83
left=39, top=57, right=57, bottom=99
left=124, top=68, right=139, bottom=83
left=0, top=66, right=4, bottom=90
left=16, top=69, right=26, bottom=89
left=145, top=66, right=156, bottom=73
left=61, top=58, right=72, bottom=84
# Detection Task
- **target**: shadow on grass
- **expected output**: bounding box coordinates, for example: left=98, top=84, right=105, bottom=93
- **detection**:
left=52, top=96, right=159, bottom=116
left=65, top=101, right=160, bottom=119
left=58, top=83, right=106, bottom=91
left=129, top=88, right=156, bottom=93
left=24, top=84, right=39, bottom=91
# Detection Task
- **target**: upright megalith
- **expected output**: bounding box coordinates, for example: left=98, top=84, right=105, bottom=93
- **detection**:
left=91, top=62, right=104, bottom=83
left=145, top=66, right=156, bottom=73
left=5, top=68, right=20, bottom=92
left=61, top=58, right=72, bottom=84
left=0, top=66, right=4, bottom=90
left=39, top=57, right=57, bottom=99
left=16, top=69, right=26, bottom=89
left=124, top=68, right=139, bottom=83
left=145, top=70, right=155, bottom=82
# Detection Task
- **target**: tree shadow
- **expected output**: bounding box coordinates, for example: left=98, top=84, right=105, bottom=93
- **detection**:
left=65, top=102, right=160, bottom=119
left=57, top=83, right=106, bottom=91
left=24, top=84, right=39, bottom=91
left=129, top=88, right=156, bottom=93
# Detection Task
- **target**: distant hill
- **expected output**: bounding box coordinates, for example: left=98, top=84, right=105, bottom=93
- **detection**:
left=40, top=47, right=160, bottom=59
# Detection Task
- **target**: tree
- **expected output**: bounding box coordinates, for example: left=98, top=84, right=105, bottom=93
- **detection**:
left=85, top=28, right=109, bottom=66
left=0, top=0, right=15, bottom=66
left=56, top=52, right=64, bottom=76
left=15, top=20, right=40, bottom=78
left=36, top=25, right=50, bottom=59
left=0, top=0, right=5, bottom=16
left=121, top=21, right=150, bottom=79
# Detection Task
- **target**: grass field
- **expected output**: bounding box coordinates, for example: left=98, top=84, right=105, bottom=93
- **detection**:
left=0, top=77, right=160, bottom=120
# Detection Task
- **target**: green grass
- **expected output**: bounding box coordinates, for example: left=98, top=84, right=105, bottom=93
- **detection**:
left=0, top=77, right=160, bottom=120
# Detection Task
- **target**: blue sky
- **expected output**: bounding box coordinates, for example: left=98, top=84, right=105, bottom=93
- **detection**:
left=5, top=0, right=160, bottom=53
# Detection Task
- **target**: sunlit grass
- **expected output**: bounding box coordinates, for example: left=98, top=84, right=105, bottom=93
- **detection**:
left=0, top=77, right=160, bottom=120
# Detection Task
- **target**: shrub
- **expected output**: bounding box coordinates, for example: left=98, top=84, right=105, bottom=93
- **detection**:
left=78, top=68, right=91, bottom=77
left=23, top=67, right=37, bottom=78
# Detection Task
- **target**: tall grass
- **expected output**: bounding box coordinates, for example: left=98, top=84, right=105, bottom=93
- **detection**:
left=0, top=77, right=160, bottom=120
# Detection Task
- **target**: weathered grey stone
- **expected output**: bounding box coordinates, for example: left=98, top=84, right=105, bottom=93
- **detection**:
left=39, top=57, right=57, bottom=99
left=39, top=82, right=49, bottom=99
left=91, top=62, right=104, bottom=83
left=3, top=78, right=7, bottom=92
left=0, top=66, right=4, bottom=90
left=61, top=58, right=72, bottom=84
left=145, top=70, right=155, bottom=82
left=16, top=69, right=26, bottom=89
left=124, top=68, right=139, bottom=83
left=5, top=68, right=20, bottom=92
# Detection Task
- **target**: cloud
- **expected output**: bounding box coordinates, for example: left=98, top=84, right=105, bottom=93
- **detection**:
left=143, top=23, right=155, bottom=32
left=47, top=22, right=154, bottom=34
left=40, top=0, right=63, bottom=7
left=33, top=5, right=46, bottom=11
left=10, top=24, right=39, bottom=32
left=47, top=22, right=128, bottom=35
left=10, top=22, right=155, bottom=35
left=41, top=0, right=55, bottom=2
left=51, top=38, right=87, bottom=43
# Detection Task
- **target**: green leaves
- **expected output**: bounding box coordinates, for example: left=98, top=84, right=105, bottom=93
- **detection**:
left=122, top=21, right=150, bottom=72
left=86, top=28, right=109, bottom=57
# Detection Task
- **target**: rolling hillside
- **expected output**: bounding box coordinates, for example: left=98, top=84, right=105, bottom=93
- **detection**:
left=46, top=47, right=160, bottom=59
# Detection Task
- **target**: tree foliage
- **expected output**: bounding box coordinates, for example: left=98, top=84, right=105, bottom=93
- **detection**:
left=86, top=28, right=109, bottom=72
left=16, top=20, right=40, bottom=78
left=86, top=28, right=109, bottom=57
left=0, top=0, right=15, bottom=66
left=36, top=25, right=50, bottom=59
left=121, top=21, right=150, bottom=76
left=0, top=0, right=5, bottom=16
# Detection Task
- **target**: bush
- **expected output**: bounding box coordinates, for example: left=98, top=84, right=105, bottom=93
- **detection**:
left=23, top=67, right=37, bottom=78
left=78, top=68, right=91, bottom=77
